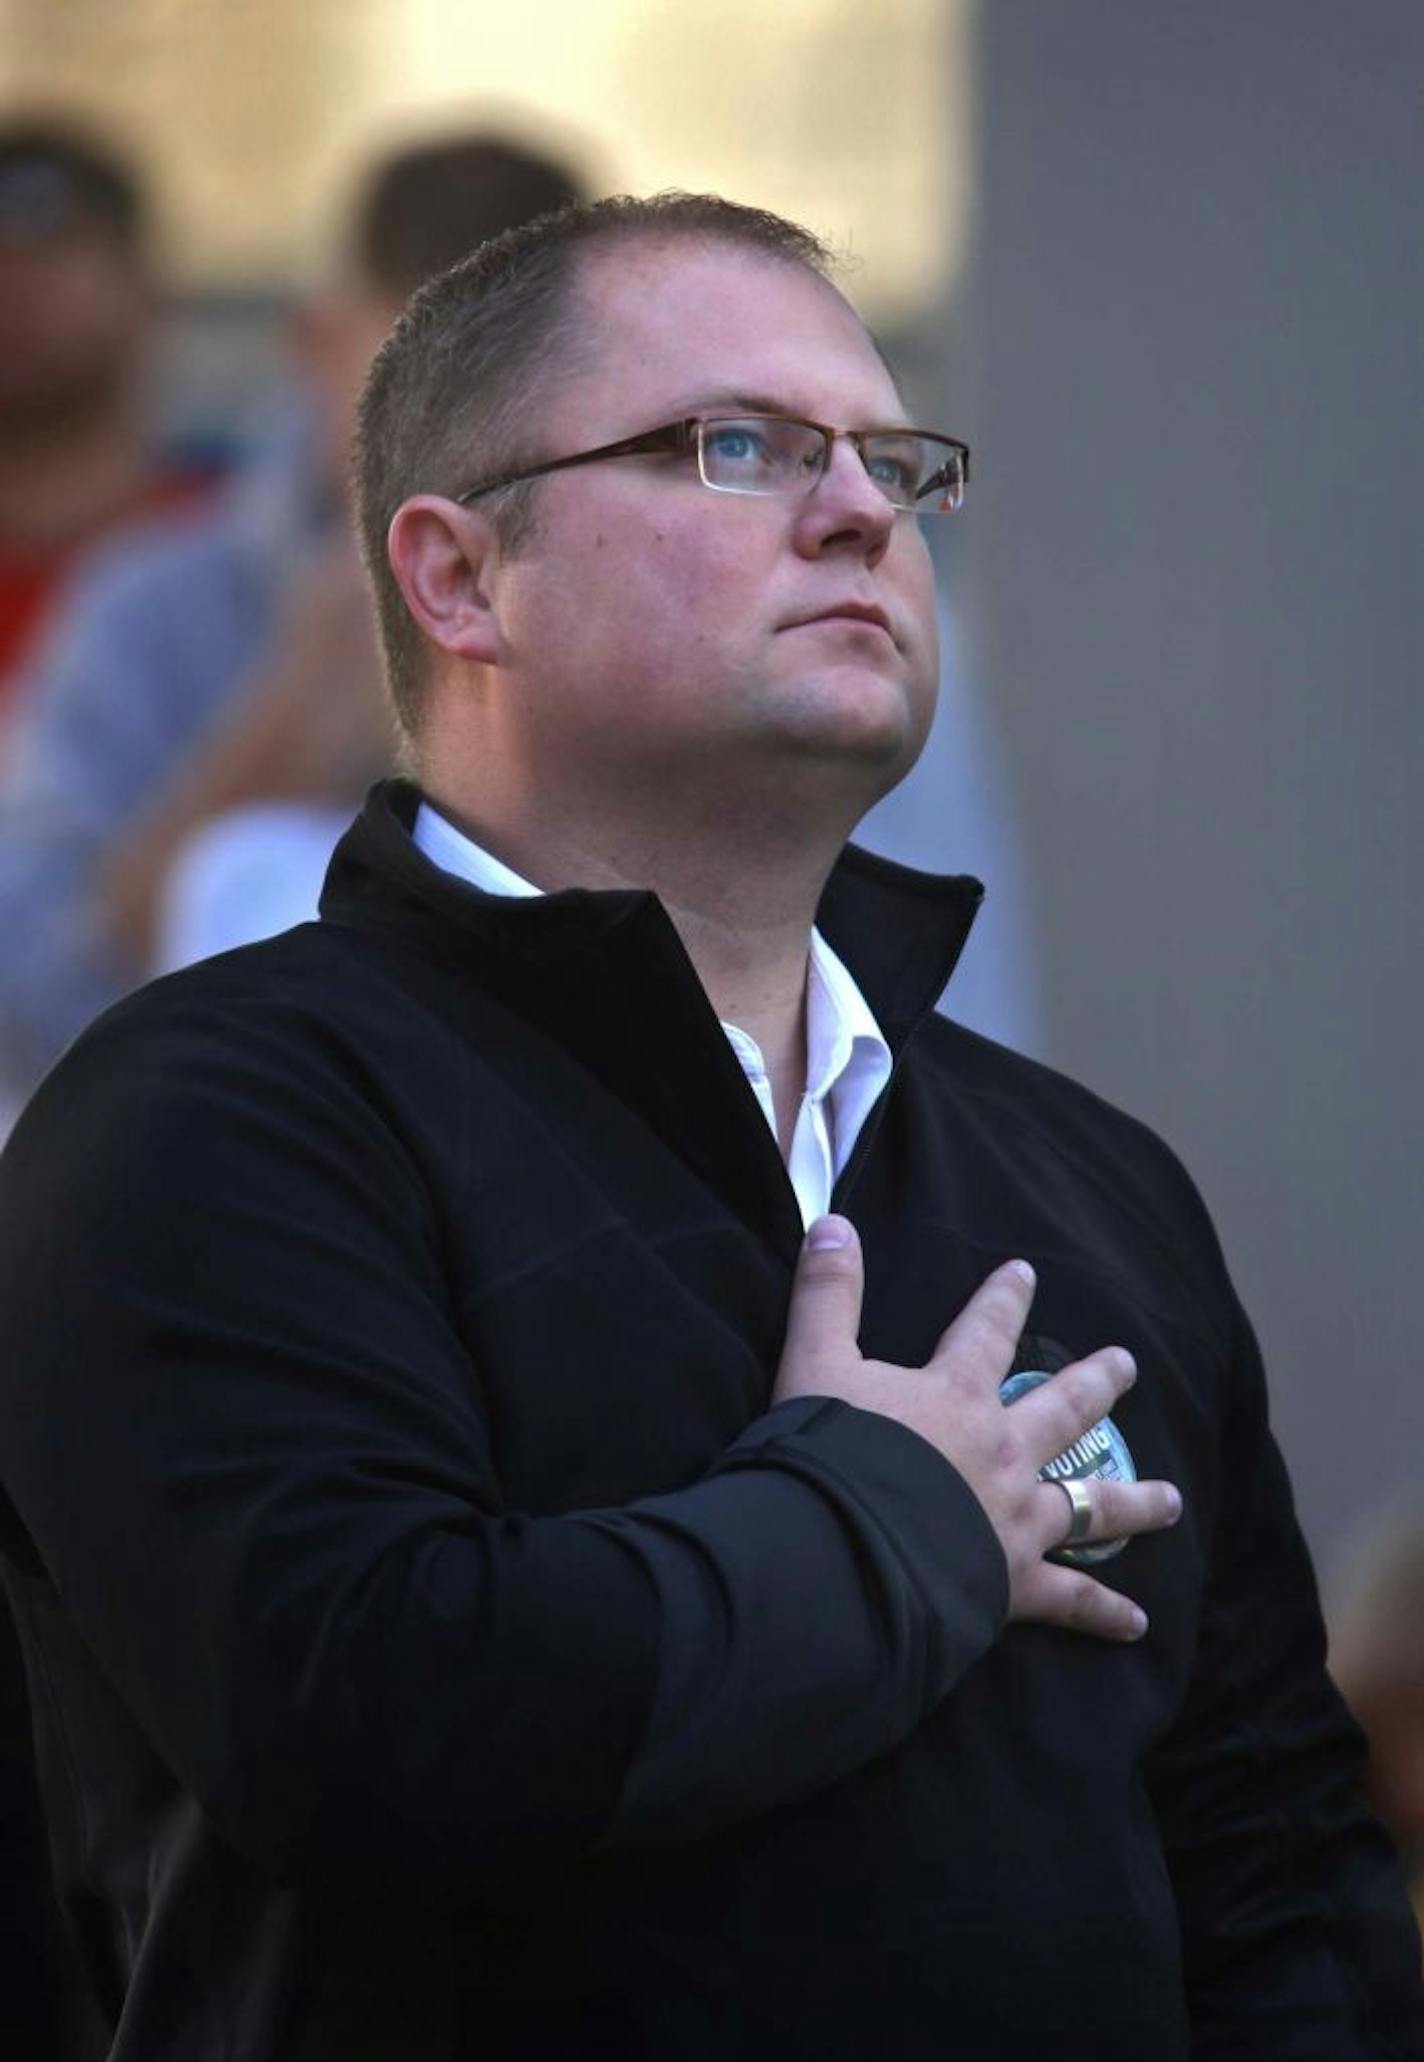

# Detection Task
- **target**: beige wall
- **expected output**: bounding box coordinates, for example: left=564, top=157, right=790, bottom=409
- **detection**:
left=0, top=0, right=968, bottom=323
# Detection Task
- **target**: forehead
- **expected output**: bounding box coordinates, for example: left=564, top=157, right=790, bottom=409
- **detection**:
left=559, top=236, right=905, bottom=434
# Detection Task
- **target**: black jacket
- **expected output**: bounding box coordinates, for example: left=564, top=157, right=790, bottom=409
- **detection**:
left=1, top=781, right=1419, bottom=2059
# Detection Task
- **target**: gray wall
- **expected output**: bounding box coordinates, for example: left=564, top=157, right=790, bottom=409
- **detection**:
left=956, top=0, right=1422, bottom=1564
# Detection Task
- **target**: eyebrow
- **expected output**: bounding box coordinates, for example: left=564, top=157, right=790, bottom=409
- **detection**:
left=663, top=387, right=913, bottom=431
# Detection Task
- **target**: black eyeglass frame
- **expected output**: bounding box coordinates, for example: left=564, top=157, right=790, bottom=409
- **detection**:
left=453, top=414, right=971, bottom=514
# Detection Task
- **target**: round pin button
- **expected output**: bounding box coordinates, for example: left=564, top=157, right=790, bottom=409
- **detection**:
left=999, top=1368, right=1137, bottom=1565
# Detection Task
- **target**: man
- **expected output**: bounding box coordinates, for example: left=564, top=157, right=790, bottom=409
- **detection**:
left=0, top=118, right=217, bottom=707
left=0, top=194, right=1418, bottom=2058
left=0, top=132, right=583, bottom=1122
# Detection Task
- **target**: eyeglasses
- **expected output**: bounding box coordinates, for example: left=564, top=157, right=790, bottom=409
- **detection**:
left=454, top=414, right=970, bottom=516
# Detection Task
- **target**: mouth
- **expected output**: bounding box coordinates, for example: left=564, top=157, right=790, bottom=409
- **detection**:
left=786, top=603, right=896, bottom=643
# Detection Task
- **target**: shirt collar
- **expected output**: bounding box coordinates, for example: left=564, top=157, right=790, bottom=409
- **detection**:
left=412, top=797, right=892, bottom=1089
left=324, top=781, right=983, bottom=1063
left=322, top=782, right=982, bottom=1256
left=410, top=799, right=895, bottom=1228
left=412, top=801, right=542, bottom=899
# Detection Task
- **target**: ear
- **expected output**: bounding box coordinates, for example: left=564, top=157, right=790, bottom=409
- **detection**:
left=386, top=495, right=503, bottom=668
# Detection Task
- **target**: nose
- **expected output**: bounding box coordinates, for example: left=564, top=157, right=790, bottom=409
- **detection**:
left=791, top=430, right=897, bottom=563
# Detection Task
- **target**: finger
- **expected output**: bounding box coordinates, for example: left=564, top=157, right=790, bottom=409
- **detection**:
left=926, top=1259, right=1036, bottom=1383
left=1016, top=1563, right=1150, bottom=1644
left=780, top=1216, right=866, bottom=1372
left=1015, top=1346, right=1136, bottom=1467
left=1037, top=1475, right=1182, bottom=1555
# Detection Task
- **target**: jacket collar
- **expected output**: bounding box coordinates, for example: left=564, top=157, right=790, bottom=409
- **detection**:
left=324, top=781, right=982, bottom=1046
left=320, top=781, right=983, bottom=1255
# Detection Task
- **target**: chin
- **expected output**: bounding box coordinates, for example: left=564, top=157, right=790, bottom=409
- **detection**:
left=748, top=713, right=926, bottom=835
left=782, top=667, right=932, bottom=771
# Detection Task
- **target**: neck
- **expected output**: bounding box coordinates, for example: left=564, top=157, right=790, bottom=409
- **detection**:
left=0, top=393, right=147, bottom=549
left=419, top=761, right=858, bottom=1149
left=650, top=862, right=823, bottom=1147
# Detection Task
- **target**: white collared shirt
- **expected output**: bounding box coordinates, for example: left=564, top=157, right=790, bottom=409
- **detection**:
left=413, top=803, right=893, bottom=1228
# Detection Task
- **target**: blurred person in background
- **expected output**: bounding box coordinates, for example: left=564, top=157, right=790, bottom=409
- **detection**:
left=0, top=131, right=585, bottom=1132
left=0, top=118, right=219, bottom=714
left=0, top=118, right=224, bottom=2060
left=1331, top=1508, right=1424, bottom=1941
left=0, top=127, right=584, bottom=2057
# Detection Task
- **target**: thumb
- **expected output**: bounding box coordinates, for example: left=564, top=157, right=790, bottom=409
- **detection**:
left=777, top=1216, right=865, bottom=1391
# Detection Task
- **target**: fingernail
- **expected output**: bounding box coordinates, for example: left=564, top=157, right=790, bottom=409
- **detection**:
left=1114, top=1348, right=1137, bottom=1383
left=806, top=1215, right=851, bottom=1251
left=1164, top=1487, right=1183, bottom=1523
left=1007, top=1258, right=1035, bottom=1286
left=1126, top=1606, right=1148, bottom=1640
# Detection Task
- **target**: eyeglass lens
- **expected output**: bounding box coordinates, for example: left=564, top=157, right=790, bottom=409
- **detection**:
left=696, top=418, right=963, bottom=514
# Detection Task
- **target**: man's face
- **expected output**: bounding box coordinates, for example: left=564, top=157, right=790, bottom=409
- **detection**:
left=482, top=238, right=941, bottom=830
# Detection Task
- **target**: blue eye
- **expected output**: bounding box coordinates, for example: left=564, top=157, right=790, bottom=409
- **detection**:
left=700, top=418, right=827, bottom=494
left=867, top=456, right=916, bottom=493
left=864, top=438, right=925, bottom=498
left=705, top=424, right=773, bottom=468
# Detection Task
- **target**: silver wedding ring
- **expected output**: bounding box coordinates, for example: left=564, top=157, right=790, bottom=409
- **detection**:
left=1054, top=1476, right=1094, bottom=1546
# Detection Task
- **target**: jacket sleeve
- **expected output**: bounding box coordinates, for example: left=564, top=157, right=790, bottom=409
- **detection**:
left=1144, top=1290, right=1424, bottom=2057
left=0, top=996, right=1008, bottom=1897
